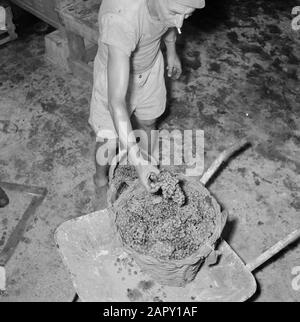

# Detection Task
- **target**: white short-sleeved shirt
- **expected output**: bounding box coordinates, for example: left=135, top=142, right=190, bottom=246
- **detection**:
left=97, top=0, right=169, bottom=74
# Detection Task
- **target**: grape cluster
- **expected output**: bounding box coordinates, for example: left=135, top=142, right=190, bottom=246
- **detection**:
left=111, top=165, right=138, bottom=189
left=114, top=177, right=217, bottom=261
left=150, top=171, right=185, bottom=207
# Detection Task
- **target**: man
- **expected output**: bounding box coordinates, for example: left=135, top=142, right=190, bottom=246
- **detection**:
left=89, top=0, right=205, bottom=204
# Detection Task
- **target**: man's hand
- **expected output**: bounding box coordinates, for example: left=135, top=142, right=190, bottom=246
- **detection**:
left=136, top=163, right=160, bottom=193
left=167, top=52, right=182, bottom=80
left=164, top=28, right=182, bottom=80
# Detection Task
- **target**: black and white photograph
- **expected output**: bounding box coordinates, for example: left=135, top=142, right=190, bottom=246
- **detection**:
left=0, top=0, right=299, bottom=304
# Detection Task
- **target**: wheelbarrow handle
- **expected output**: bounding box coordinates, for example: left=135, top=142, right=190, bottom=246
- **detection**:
left=200, top=139, right=250, bottom=186
left=246, top=229, right=300, bottom=272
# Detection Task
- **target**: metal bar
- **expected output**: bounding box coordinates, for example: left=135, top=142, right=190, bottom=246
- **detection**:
left=0, top=194, right=46, bottom=267
left=0, top=182, right=47, bottom=290
left=200, top=139, right=250, bottom=186
left=0, top=182, right=47, bottom=196
left=246, top=229, right=300, bottom=272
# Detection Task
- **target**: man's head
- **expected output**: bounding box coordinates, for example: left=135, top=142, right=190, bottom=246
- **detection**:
left=153, top=0, right=205, bottom=28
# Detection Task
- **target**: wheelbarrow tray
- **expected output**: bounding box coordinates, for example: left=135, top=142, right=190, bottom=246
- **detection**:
left=55, top=209, right=257, bottom=302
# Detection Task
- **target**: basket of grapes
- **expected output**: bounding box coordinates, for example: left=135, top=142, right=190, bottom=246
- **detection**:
left=107, top=141, right=249, bottom=286
left=110, top=168, right=227, bottom=287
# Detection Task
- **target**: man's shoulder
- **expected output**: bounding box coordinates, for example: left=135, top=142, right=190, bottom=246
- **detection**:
left=101, top=0, right=145, bottom=21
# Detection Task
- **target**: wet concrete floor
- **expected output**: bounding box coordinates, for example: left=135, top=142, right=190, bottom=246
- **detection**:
left=0, top=0, right=299, bottom=301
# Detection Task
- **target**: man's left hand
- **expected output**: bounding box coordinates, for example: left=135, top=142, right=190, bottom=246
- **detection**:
left=166, top=52, right=182, bottom=80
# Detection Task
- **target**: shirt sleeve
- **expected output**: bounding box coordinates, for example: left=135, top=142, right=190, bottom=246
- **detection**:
left=100, top=13, right=136, bottom=57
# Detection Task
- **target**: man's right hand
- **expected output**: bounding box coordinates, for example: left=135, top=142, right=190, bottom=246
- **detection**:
left=136, top=164, right=160, bottom=194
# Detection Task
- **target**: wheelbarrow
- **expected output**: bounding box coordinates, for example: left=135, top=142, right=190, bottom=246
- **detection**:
left=55, top=140, right=300, bottom=302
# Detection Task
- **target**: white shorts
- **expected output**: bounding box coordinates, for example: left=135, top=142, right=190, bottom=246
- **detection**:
left=89, top=51, right=166, bottom=141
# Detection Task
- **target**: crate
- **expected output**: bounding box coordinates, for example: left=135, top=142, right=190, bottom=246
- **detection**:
left=45, top=30, right=70, bottom=71
left=56, top=0, right=101, bottom=82
left=45, top=29, right=96, bottom=73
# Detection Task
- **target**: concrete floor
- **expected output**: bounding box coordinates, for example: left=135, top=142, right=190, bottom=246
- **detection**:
left=0, top=0, right=299, bottom=302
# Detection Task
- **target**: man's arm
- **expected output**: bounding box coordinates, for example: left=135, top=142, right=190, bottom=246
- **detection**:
left=107, top=45, right=159, bottom=191
left=163, top=28, right=182, bottom=80
left=107, top=45, right=132, bottom=151
left=164, top=28, right=177, bottom=52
